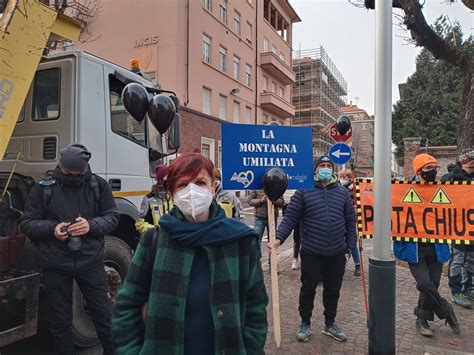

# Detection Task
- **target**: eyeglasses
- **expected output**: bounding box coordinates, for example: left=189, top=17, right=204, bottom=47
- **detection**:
left=421, top=165, right=439, bottom=172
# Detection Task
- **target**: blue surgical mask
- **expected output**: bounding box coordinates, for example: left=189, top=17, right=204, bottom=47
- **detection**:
left=317, top=168, right=333, bottom=180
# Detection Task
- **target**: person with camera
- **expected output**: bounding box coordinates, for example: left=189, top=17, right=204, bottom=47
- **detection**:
left=20, top=144, right=119, bottom=355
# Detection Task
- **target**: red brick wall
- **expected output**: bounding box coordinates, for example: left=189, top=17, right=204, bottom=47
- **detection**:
left=179, top=107, right=224, bottom=163
left=403, top=137, right=458, bottom=179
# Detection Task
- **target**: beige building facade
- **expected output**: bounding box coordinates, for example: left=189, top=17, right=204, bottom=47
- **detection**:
left=74, top=0, right=300, bottom=166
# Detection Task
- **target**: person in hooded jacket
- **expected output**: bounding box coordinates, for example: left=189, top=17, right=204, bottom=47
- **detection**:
left=338, top=168, right=361, bottom=276
left=20, top=144, right=119, bottom=355
left=442, top=148, right=474, bottom=309
left=112, top=153, right=268, bottom=355
left=269, top=155, right=356, bottom=343
left=135, top=164, right=172, bottom=235
left=394, top=154, right=459, bottom=337
left=213, top=168, right=244, bottom=220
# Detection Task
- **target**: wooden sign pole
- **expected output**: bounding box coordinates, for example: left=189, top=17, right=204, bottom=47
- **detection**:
left=267, top=200, right=281, bottom=348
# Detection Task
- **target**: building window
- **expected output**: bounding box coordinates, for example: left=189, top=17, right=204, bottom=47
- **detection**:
left=233, top=11, right=241, bottom=34
left=245, top=64, right=251, bottom=86
left=233, top=56, right=240, bottom=80
left=279, top=52, right=285, bottom=62
left=219, top=46, right=227, bottom=72
left=233, top=101, right=240, bottom=123
left=219, top=0, right=227, bottom=23
left=202, top=34, right=211, bottom=63
left=203, top=0, right=212, bottom=11
left=279, top=86, right=284, bottom=98
left=245, top=106, right=252, bottom=123
left=272, top=45, right=277, bottom=54
left=263, top=76, right=268, bottom=91
left=202, top=87, right=212, bottom=115
left=219, top=94, right=227, bottom=120
left=272, top=81, right=276, bottom=93
left=201, top=137, right=215, bottom=163
left=246, top=21, right=252, bottom=44
left=263, top=37, right=269, bottom=52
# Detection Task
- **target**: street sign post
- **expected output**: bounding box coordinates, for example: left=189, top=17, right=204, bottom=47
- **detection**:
left=329, top=142, right=352, bottom=165
left=369, top=1, right=395, bottom=354
left=330, top=123, right=352, bottom=142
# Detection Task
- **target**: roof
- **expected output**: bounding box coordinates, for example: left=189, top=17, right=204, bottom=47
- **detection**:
left=341, top=105, right=368, bottom=114
left=280, top=0, right=302, bottom=23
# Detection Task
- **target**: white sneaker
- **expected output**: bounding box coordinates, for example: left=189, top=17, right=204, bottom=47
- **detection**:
left=292, top=258, right=300, bottom=270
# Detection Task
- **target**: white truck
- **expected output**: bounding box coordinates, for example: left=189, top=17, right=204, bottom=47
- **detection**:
left=1, top=50, right=180, bottom=348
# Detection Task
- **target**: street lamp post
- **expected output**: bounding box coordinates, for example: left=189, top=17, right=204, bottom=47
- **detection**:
left=369, top=0, right=396, bottom=354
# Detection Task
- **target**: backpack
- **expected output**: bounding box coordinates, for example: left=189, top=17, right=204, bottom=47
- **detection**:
left=39, top=174, right=101, bottom=213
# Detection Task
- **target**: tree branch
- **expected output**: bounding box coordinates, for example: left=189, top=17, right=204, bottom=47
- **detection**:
left=461, top=0, right=474, bottom=11
left=398, top=0, right=470, bottom=69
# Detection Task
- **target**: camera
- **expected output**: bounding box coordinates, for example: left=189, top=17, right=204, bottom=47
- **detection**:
left=61, top=220, right=82, bottom=252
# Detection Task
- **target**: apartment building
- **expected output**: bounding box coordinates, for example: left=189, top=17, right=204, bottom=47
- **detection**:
left=72, top=0, right=300, bottom=166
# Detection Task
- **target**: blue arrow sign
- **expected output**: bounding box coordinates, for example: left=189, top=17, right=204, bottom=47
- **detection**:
left=329, top=142, right=352, bottom=165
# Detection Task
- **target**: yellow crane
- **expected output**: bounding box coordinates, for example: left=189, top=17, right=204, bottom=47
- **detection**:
left=0, top=0, right=81, bottom=160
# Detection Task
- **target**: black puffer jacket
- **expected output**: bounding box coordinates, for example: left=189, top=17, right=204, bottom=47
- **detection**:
left=276, top=177, right=356, bottom=256
left=20, top=166, right=119, bottom=270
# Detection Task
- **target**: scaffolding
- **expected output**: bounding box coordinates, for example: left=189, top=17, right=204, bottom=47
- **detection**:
left=292, top=46, right=348, bottom=158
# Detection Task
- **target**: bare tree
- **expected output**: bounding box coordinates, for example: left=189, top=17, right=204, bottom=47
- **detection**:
left=351, top=0, right=473, bottom=152
left=45, top=0, right=102, bottom=49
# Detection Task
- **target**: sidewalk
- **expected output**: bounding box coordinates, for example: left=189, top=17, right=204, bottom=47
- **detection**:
left=264, top=240, right=474, bottom=354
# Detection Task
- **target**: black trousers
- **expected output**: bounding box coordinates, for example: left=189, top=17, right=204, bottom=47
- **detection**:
left=299, top=250, right=346, bottom=327
left=43, top=260, right=114, bottom=355
left=408, top=244, right=450, bottom=321
left=293, top=224, right=301, bottom=259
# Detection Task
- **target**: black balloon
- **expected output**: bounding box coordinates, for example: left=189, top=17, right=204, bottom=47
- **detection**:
left=262, top=167, right=288, bottom=202
left=336, top=115, right=351, bottom=135
left=148, top=94, right=176, bottom=134
left=170, top=95, right=180, bottom=112
left=121, top=83, right=149, bottom=123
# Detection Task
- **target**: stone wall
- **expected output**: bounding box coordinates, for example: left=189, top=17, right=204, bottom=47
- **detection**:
left=403, top=137, right=458, bottom=179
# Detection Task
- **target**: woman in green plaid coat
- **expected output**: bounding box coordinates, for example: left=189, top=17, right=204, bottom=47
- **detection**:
left=113, top=153, right=268, bottom=355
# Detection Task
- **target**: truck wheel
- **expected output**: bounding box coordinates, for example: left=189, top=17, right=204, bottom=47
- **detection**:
left=72, top=236, right=132, bottom=348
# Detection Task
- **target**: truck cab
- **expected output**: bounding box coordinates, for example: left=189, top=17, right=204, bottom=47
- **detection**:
left=1, top=50, right=175, bottom=348
left=5, top=50, right=167, bottom=246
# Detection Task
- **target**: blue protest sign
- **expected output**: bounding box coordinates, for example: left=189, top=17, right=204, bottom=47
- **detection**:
left=329, top=142, right=352, bottom=165
left=221, top=124, right=313, bottom=190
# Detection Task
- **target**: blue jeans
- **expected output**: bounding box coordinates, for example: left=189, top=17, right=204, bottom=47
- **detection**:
left=254, top=217, right=268, bottom=257
left=449, top=245, right=474, bottom=294
left=351, top=242, right=361, bottom=266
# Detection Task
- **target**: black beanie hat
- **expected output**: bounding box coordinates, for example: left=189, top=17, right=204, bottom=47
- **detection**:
left=314, top=155, right=334, bottom=170
left=59, top=144, right=91, bottom=172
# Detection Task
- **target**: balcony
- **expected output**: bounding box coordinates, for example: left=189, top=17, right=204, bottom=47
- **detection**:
left=260, top=52, right=295, bottom=85
left=260, top=92, right=295, bottom=117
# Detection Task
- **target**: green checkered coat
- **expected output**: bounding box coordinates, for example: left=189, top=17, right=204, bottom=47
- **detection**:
left=112, top=219, right=268, bottom=354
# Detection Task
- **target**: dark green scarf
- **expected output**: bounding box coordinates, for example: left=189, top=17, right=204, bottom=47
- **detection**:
left=159, top=201, right=257, bottom=246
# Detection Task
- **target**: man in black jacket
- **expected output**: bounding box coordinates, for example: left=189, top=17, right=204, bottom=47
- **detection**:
left=270, top=155, right=356, bottom=343
left=20, top=144, right=119, bottom=355
left=442, top=148, right=474, bottom=309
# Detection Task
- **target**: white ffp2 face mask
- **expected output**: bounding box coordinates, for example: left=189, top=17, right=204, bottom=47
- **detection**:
left=173, top=183, right=213, bottom=220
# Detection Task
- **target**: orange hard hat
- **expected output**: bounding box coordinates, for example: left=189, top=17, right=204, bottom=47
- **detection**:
left=413, top=154, right=438, bottom=174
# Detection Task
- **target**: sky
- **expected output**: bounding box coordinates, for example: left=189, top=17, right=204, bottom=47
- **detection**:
left=291, top=0, right=473, bottom=115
